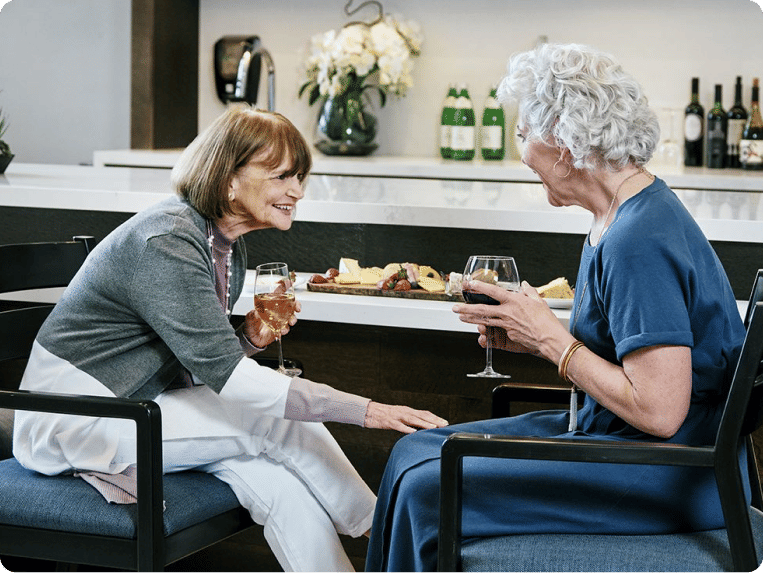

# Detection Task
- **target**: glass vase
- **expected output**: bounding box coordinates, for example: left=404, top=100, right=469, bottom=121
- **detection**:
left=314, top=90, right=378, bottom=156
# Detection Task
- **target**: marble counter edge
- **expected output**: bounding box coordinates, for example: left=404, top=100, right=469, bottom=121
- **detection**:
left=92, top=149, right=763, bottom=191
left=2, top=163, right=763, bottom=242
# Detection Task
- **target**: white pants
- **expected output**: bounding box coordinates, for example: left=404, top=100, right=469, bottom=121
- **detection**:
left=15, top=350, right=376, bottom=572
left=148, top=386, right=376, bottom=572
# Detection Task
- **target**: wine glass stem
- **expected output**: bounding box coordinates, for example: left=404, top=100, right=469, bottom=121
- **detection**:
left=276, top=335, right=286, bottom=372
left=485, top=333, right=494, bottom=373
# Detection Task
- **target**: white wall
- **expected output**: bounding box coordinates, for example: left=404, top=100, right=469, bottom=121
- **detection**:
left=0, top=0, right=761, bottom=165
left=0, top=0, right=130, bottom=165
left=200, top=0, right=763, bottom=159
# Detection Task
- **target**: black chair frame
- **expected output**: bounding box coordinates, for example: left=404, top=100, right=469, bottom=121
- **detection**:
left=439, top=273, right=763, bottom=572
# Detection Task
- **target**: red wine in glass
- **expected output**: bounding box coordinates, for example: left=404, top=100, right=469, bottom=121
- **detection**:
left=462, top=256, right=520, bottom=378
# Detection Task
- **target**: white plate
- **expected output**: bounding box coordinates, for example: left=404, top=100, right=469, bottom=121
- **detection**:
left=543, top=297, right=574, bottom=309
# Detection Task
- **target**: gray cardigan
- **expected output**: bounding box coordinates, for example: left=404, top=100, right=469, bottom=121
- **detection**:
left=38, top=196, right=248, bottom=400
left=35, top=195, right=369, bottom=425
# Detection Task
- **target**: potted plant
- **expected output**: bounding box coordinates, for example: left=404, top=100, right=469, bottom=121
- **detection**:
left=0, top=105, right=12, bottom=174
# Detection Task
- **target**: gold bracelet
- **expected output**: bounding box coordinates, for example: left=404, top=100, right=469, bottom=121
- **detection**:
left=558, top=340, right=585, bottom=383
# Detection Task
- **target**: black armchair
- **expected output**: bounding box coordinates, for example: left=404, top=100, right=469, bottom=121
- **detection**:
left=0, top=237, right=298, bottom=571
left=439, top=270, right=763, bottom=572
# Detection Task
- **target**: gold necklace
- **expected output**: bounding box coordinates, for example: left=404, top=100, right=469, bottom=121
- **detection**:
left=572, top=166, right=653, bottom=335
left=566, top=167, right=652, bottom=431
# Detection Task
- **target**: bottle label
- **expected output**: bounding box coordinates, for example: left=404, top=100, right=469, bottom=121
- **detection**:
left=481, top=125, right=504, bottom=150
left=727, top=118, right=745, bottom=157
left=741, top=140, right=763, bottom=165
left=684, top=115, right=702, bottom=142
left=451, top=125, right=475, bottom=151
left=440, top=124, right=452, bottom=149
left=707, top=121, right=726, bottom=168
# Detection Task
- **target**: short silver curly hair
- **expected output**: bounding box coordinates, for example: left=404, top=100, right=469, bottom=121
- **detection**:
left=497, top=43, right=659, bottom=171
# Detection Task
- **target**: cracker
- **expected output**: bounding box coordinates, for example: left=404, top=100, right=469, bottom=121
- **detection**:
left=418, top=276, right=445, bottom=292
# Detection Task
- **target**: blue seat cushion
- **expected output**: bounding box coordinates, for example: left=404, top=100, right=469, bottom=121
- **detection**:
left=0, top=458, right=242, bottom=538
left=461, top=507, right=763, bottom=572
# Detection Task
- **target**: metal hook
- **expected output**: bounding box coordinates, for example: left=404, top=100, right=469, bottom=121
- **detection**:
left=343, top=0, right=384, bottom=27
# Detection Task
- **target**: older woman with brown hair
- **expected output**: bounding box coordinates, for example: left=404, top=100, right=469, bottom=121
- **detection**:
left=365, top=43, right=746, bottom=571
left=13, top=107, right=446, bottom=572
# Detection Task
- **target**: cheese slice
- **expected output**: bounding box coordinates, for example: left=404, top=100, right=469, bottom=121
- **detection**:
left=334, top=272, right=361, bottom=284
left=360, top=267, right=383, bottom=285
left=537, top=277, right=574, bottom=299
left=339, top=257, right=362, bottom=278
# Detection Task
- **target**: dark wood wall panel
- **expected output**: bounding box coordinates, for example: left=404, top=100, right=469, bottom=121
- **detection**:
left=131, top=0, right=199, bottom=149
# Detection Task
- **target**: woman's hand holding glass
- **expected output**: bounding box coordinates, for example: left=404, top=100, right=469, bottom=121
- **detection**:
left=461, top=256, right=520, bottom=377
left=243, top=299, right=301, bottom=348
left=454, top=281, right=571, bottom=363
left=254, top=262, right=302, bottom=376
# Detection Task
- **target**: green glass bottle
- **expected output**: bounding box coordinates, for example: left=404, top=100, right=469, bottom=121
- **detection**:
left=481, top=86, right=505, bottom=160
left=451, top=84, right=475, bottom=160
left=684, top=77, right=704, bottom=167
left=439, top=85, right=458, bottom=159
left=706, top=83, right=727, bottom=169
left=727, top=76, right=747, bottom=168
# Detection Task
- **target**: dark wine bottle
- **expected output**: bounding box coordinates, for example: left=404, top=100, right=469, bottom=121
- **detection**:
left=727, top=76, right=748, bottom=168
left=684, top=77, right=704, bottom=166
left=706, top=84, right=727, bottom=169
left=741, top=78, right=763, bottom=170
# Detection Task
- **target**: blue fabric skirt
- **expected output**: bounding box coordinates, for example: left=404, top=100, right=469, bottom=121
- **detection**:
left=365, top=410, right=739, bottom=572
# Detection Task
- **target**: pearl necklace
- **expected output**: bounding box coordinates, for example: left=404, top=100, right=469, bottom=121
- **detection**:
left=206, top=220, right=233, bottom=316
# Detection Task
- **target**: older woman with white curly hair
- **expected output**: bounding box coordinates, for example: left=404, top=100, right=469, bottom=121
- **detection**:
left=365, top=43, right=746, bottom=572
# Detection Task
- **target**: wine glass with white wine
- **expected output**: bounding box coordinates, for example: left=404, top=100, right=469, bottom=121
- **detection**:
left=254, top=262, right=301, bottom=377
left=462, top=255, right=520, bottom=378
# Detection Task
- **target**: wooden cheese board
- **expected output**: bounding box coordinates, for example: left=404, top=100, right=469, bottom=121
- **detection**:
left=306, top=281, right=462, bottom=302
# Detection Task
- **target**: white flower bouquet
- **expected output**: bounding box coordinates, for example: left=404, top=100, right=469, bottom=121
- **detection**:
left=299, top=14, right=423, bottom=107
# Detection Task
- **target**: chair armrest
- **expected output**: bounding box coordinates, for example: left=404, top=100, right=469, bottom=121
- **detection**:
left=438, top=432, right=716, bottom=571
left=0, top=389, right=164, bottom=562
left=492, top=382, right=585, bottom=418
left=443, top=432, right=715, bottom=467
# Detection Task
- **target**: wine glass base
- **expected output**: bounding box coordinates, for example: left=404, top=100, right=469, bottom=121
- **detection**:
left=278, top=367, right=302, bottom=377
left=467, top=371, right=512, bottom=379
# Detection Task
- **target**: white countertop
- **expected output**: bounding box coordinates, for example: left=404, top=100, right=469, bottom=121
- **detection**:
left=92, top=148, right=763, bottom=192
left=2, top=162, right=763, bottom=242
left=5, top=271, right=749, bottom=334
left=0, top=271, right=564, bottom=333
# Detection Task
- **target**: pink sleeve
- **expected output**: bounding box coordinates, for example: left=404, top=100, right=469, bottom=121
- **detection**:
left=284, top=377, right=370, bottom=426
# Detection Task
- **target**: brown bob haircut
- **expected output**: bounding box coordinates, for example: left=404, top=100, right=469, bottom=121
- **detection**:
left=171, top=107, right=312, bottom=219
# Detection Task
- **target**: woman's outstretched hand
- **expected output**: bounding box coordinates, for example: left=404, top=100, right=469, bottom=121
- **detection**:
left=364, top=402, right=448, bottom=434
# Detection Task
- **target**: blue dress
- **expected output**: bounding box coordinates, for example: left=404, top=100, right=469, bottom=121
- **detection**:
left=365, top=178, right=747, bottom=572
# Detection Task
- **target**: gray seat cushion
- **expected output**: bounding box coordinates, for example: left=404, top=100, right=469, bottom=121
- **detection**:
left=0, top=458, right=241, bottom=538
left=461, top=508, right=763, bottom=572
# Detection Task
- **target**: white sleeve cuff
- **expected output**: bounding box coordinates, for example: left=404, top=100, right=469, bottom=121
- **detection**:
left=218, top=357, right=291, bottom=418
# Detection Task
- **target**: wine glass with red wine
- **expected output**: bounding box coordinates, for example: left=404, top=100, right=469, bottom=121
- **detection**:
left=462, top=255, right=520, bottom=378
left=254, top=262, right=301, bottom=377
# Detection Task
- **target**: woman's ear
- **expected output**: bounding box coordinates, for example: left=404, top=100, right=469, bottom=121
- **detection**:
left=228, top=177, right=236, bottom=202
